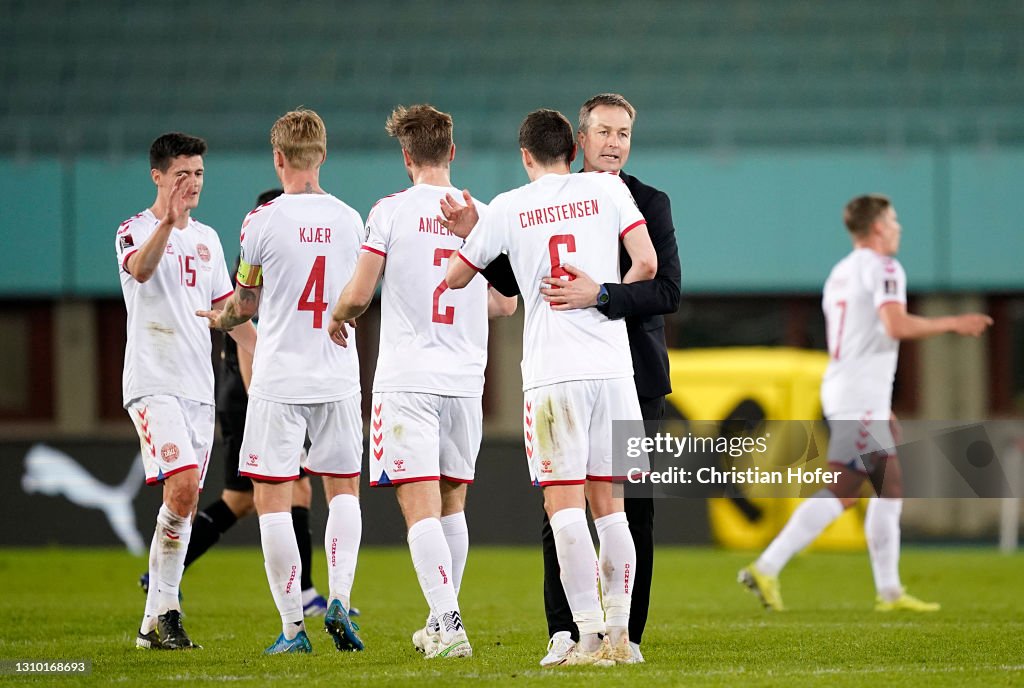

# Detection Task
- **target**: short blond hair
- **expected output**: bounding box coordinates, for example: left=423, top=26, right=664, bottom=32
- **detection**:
left=385, top=104, right=453, bottom=166
left=578, top=93, right=637, bottom=134
left=270, top=108, right=326, bottom=170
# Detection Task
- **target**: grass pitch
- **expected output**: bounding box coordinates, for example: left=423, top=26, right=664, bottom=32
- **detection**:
left=0, top=546, right=1021, bottom=686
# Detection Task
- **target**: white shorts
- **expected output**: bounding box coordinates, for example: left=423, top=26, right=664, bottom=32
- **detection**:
left=826, top=408, right=896, bottom=474
left=369, top=392, right=482, bottom=486
left=523, top=377, right=644, bottom=486
left=126, top=395, right=214, bottom=488
left=240, top=393, right=363, bottom=481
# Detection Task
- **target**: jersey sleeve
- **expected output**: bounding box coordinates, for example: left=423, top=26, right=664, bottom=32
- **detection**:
left=869, top=256, right=907, bottom=309
left=236, top=208, right=266, bottom=287
left=362, top=202, right=389, bottom=258
left=209, top=233, right=235, bottom=304
left=605, top=174, right=647, bottom=238
left=114, top=215, right=145, bottom=273
left=458, top=201, right=505, bottom=271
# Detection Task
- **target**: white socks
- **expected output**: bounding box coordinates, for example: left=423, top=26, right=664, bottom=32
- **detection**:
left=153, top=504, right=191, bottom=616
left=140, top=517, right=162, bottom=634
left=441, top=511, right=469, bottom=594
left=259, top=512, right=304, bottom=636
left=865, top=497, right=903, bottom=600
left=325, top=494, right=361, bottom=612
left=408, top=518, right=463, bottom=639
left=550, top=507, right=603, bottom=637
left=594, top=511, right=635, bottom=638
left=756, top=490, right=844, bottom=576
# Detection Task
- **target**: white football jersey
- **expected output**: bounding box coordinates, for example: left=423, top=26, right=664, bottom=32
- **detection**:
left=459, top=172, right=646, bottom=390
left=237, top=193, right=363, bottom=403
left=116, top=209, right=234, bottom=406
left=364, top=185, right=490, bottom=396
left=821, top=248, right=907, bottom=414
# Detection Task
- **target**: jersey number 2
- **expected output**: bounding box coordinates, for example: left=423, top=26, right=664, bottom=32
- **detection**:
left=432, top=248, right=456, bottom=325
left=298, top=255, right=328, bottom=329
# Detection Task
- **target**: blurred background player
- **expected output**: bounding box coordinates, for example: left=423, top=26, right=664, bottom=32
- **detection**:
left=442, top=109, right=657, bottom=665
left=141, top=188, right=348, bottom=619
left=739, top=193, right=993, bottom=612
left=199, top=109, right=365, bottom=654
left=329, top=104, right=516, bottom=660
left=118, top=132, right=256, bottom=650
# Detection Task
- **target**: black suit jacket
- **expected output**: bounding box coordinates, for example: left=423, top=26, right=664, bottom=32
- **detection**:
left=481, top=170, right=681, bottom=400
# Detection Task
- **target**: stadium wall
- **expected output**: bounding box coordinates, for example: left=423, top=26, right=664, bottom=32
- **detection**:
left=1, top=148, right=1023, bottom=296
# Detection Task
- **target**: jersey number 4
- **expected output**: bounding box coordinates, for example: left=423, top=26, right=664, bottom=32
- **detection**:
left=298, top=255, right=328, bottom=329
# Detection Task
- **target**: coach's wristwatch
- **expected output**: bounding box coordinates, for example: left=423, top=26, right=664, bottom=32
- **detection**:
left=596, top=284, right=610, bottom=307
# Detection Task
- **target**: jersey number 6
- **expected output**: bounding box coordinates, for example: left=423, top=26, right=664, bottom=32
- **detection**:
left=549, top=234, right=577, bottom=280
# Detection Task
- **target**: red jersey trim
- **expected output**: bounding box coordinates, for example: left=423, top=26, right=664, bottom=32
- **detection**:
left=302, top=469, right=361, bottom=479
left=620, top=220, right=647, bottom=238
left=370, top=188, right=409, bottom=210
left=121, top=249, right=139, bottom=272
left=145, top=464, right=198, bottom=485
left=212, top=290, right=234, bottom=304
left=537, top=479, right=586, bottom=487
left=440, top=474, right=474, bottom=485
left=361, top=245, right=387, bottom=258
left=239, top=471, right=301, bottom=483
left=456, top=252, right=481, bottom=272
left=370, top=475, right=440, bottom=487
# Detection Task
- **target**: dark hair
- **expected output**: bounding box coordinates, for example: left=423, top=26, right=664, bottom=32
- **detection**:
left=255, top=188, right=284, bottom=208
left=843, top=194, right=891, bottom=237
left=149, top=132, right=207, bottom=172
left=518, top=109, right=575, bottom=166
left=386, top=104, right=454, bottom=166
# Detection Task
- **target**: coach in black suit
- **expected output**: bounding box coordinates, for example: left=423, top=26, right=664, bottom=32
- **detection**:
left=479, top=94, right=681, bottom=664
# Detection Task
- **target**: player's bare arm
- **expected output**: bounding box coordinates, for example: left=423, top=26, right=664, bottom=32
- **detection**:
left=327, top=252, right=383, bottom=348
left=487, top=288, right=517, bottom=318
left=539, top=264, right=600, bottom=311
left=437, top=189, right=479, bottom=239
left=878, top=302, right=993, bottom=340
left=126, top=175, right=190, bottom=282
left=621, top=224, right=657, bottom=283
left=445, top=251, right=478, bottom=290
left=226, top=320, right=257, bottom=355
left=196, top=285, right=261, bottom=331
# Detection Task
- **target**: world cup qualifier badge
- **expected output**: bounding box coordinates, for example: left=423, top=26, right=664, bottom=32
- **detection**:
left=119, top=234, right=134, bottom=251
left=884, top=278, right=899, bottom=295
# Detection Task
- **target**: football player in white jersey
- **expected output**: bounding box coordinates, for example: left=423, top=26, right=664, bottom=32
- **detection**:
left=740, top=194, right=992, bottom=612
left=329, top=105, right=516, bottom=660
left=118, top=132, right=257, bottom=651
left=198, top=110, right=365, bottom=655
left=441, top=110, right=657, bottom=665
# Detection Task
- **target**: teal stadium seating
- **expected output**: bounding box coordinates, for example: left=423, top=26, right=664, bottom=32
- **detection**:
left=2, top=0, right=1023, bottom=154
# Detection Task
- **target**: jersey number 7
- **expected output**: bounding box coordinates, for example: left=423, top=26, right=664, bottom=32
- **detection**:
left=298, top=255, right=328, bottom=329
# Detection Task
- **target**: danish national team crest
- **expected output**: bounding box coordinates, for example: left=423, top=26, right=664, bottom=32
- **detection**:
left=393, top=458, right=406, bottom=473
left=160, top=443, right=180, bottom=464
left=196, top=243, right=211, bottom=262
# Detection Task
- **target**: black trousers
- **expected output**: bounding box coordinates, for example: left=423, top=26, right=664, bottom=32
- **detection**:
left=541, top=395, right=664, bottom=644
